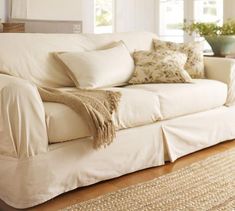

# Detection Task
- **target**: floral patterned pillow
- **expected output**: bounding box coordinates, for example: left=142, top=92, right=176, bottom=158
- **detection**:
left=153, top=39, right=204, bottom=78
left=129, top=50, right=192, bottom=84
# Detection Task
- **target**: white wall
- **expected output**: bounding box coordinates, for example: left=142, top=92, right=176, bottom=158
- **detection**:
left=11, top=0, right=27, bottom=19
left=81, top=0, right=94, bottom=33
left=115, top=0, right=156, bottom=33
left=135, top=0, right=156, bottom=32
left=26, top=0, right=157, bottom=33
left=27, top=0, right=82, bottom=21
left=224, top=0, right=235, bottom=20
left=23, top=0, right=156, bottom=33
left=0, top=0, right=7, bottom=22
left=11, top=0, right=94, bottom=33
left=6, top=0, right=235, bottom=34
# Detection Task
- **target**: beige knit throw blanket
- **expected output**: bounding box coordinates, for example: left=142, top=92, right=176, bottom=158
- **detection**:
left=38, top=87, right=121, bottom=149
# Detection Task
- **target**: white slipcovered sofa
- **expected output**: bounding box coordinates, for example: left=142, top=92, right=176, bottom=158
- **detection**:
left=1, top=32, right=235, bottom=209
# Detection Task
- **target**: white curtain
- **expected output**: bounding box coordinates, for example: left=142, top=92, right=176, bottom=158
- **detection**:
left=11, top=0, right=28, bottom=19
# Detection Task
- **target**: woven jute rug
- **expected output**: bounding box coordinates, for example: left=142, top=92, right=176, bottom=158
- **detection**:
left=62, top=149, right=235, bottom=211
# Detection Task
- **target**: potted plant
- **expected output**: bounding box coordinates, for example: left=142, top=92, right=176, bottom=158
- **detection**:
left=183, top=20, right=235, bottom=56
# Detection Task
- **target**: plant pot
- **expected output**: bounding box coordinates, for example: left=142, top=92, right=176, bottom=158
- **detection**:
left=204, top=35, right=235, bottom=57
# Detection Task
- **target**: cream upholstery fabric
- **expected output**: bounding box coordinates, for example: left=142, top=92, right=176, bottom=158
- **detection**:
left=110, top=87, right=162, bottom=129
left=45, top=87, right=162, bottom=143
left=0, top=34, right=95, bottom=87
left=2, top=106, right=235, bottom=209
left=0, top=74, right=48, bottom=158
left=44, top=80, right=226, bottom=143
left=0, top=32, right=157, bottom=87
left=44, top=103, right=90, bottom=143
left=126, top=79, right=227, bottom=120
left=162, top=106, right=235, bottom=161
left=0, top=31, right=159, bottom=153
left=0, top=123, right=165, bottom=209
left=1, top=32, right=235, bottom=209
left=56, top=42, right=134, bottom=89
left=204, top=56, right=235, bottom=106
left=84, top=31, right=158, bottom=53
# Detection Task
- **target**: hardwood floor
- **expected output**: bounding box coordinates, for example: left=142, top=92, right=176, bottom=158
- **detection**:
left=1, top=140, right=235, bottom=211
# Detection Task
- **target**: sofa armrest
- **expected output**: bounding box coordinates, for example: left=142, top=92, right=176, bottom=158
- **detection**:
left=204, top=57, right=235, bottom=106
left=0, top=74, right=48, bottom=158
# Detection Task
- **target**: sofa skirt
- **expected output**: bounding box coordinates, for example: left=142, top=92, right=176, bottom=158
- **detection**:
left=1, top=106, right=235, bottom=209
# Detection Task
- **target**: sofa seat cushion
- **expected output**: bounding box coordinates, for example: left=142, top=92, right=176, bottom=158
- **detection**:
left=126, top=79, right=227, bottom=120
left=44, top=88, right=162, bottom=143
left=44, top=79, right=226, bottom=143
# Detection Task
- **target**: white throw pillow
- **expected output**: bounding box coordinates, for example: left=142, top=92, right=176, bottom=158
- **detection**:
left=55, top=42, right=134, bottom=89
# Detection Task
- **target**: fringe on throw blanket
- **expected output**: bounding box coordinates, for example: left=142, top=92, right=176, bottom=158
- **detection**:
left=37, top=87, right=121, bottom=149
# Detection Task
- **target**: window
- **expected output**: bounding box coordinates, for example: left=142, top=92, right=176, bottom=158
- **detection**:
left=159, top=0, right=184, bottom=43
left=193, top=0, right=223, bottom=52
left=158, top=0, right=224, bottom=43
left=95, top=0, right=114, bottom=34
left=194, top=0, right=223, bottom=23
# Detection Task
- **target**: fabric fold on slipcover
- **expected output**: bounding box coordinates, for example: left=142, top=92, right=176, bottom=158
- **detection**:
left=37, top=87, right=121, bottom=148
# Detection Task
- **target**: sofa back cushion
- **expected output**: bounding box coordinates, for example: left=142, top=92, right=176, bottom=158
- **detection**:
left=0, top=32, right=157, bottom=87
left=85, top=31, right=158, bottom=54
left=0, top=33, right=94, bottom=87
